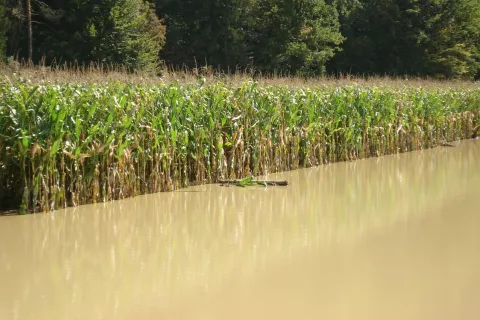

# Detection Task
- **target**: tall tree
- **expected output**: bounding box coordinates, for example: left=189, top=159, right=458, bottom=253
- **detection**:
left=159, top=0, right=343, bottom=75
left=0, top=0, right=9, bottom=60
left=88, top=0, right=165, bottom=70
left=4, top=0, right=165, bottom=70
left=25, top=0, right=31, bottom=60
left=250, top=0, right=344, bottom=75
left=158, top=0, right=253, bottom=70
left=329, top=0, right=480, bottom=79
left=421, top=0, right=480, bottom=78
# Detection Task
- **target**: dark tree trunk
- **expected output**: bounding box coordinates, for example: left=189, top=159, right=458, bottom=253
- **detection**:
left=25, top=0, right=32, bottom=61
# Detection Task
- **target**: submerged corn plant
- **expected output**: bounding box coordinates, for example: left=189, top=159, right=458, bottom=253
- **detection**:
left=0, top=78, right=479, bottom=212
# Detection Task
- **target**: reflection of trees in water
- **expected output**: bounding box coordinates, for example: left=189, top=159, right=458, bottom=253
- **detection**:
left=1, top=141, right=479, bottom=320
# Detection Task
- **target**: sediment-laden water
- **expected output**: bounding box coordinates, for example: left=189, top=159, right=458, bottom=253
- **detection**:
left=1, top=140, right=479, bottom=320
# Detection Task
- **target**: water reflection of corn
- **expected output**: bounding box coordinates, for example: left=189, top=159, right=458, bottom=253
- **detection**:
left=4, top=141, right=478, bottom=319
left=0, top=80, right=478, bottom=212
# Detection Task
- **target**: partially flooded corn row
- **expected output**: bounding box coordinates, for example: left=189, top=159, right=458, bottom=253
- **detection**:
left=1, top=80, right=479, bottom=212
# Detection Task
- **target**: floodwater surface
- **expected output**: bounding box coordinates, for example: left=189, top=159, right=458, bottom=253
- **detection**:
left=1, top=140, right=479, bottom=320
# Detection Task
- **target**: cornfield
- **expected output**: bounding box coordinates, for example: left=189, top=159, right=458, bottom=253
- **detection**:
left=0, top=78, right=479, bottom=212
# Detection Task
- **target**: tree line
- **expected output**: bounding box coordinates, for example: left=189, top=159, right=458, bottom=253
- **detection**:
left=0, top=0, right=479, bottom=79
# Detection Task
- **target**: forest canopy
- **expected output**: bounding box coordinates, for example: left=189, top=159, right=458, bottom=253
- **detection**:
left=0, top=0, right=479, bottom=79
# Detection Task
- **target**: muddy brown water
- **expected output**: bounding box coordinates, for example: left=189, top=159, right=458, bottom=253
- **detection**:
left=1, top=140, right=479, bottom=320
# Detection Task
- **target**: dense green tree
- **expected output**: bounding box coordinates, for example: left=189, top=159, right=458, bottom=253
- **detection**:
left=3, top=0, right=64, bottom=62
left=0, top=0, right=8, bottom=60
left=1, top=0, right=478, bottom=77
left=4, top=0, right=22, bottom=59
left=87, top=0, right=165, bottom=70
left=330, top=0, right=480, bottom=79
left=158, top=0, right=253, bottom=70
left=330, top=0, right=424, bottom=75
left=159, top=0, right=343, bottom=75
left=421, top=0, right=480, bottom=78
left=250, top=0, right=344, bottom=75
left=4, top=0, right=165, bottom=71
